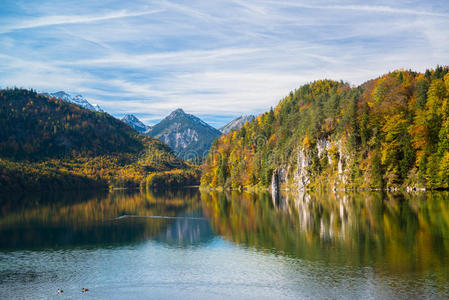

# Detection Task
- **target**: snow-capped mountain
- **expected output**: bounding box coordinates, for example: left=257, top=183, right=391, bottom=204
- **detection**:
left=121, top=114, right=151, bottom=133
left=44, top=91, right=104, bottom=112
left=92, top=104, right=104, bottom=113
left=145, top=108, right=221, bottom=158
left=219, top=115, right=255, bottom=134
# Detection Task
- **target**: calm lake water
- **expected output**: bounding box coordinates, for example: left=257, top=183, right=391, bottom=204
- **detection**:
left=0, top=189, right=448, bottom=299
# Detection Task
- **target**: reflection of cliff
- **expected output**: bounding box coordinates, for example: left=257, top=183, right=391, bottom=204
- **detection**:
left=0, top=189, right=203, bottom=249
left=201, top=190, right=449, bottom=278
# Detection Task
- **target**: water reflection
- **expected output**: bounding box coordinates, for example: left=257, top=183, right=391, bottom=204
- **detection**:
left=2, top=188, right=449, bottom=275
left=201, top=190, right=449, bottom=279
left=1, top=189, right=449, bottom=298
left=0, top=188, right=210, bottom=249
left=154, top=211, right=214, bottom=246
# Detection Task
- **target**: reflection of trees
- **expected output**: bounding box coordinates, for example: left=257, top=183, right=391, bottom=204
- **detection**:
left=0, top=189, right=202, bottom=249
left=201, top=190, right=449, bottom=278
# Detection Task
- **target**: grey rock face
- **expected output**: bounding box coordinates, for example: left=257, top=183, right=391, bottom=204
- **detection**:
left=219, top=115, right=255, bottom=134
left=271, top=137, right=351, bottom=192
left=121, top=114, right=150, bottom=133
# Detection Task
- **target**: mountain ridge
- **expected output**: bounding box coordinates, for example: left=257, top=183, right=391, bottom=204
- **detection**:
left=43, top=91, right=104, bottom=112
left=145, top=108, right=222, bottom=158
left=122, top=114, right=151, bottom=133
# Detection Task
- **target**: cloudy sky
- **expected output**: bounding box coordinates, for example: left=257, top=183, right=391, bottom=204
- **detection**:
left=0, top=0, right=448, bottom=127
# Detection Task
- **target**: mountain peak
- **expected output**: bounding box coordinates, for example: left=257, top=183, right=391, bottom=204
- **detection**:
left=165, top=108, right=213, bottom=129
left=122, top=114, right=139, bottom=121
left=44, top=91, right=104, bottom=113
left=168, top=108, right=186, bottom=118
left=146, top=109, right=221, bottom=158
left=121, top=114, right=150, bottom=133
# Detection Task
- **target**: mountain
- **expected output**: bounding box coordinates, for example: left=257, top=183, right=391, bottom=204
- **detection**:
left=121, top=114, right=151, bottom=133
left=93, top=104, right=104, bottom=113
left=219, top=115, right=255, bottom=134
left=0, top=88, right=195, bottom=191
left=145, top=108, right=221, bottom=158
left=44, top=91, right=104, bottom=112
left=201, top=66, right=449, bottom=191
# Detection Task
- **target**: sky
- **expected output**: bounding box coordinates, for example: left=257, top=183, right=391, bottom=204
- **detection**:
left=0, top=0, right=448, bottom=128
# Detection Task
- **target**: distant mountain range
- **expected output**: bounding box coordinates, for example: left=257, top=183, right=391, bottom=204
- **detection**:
left=43, top=91, right=104, bottom=112
left=43, top=91, right=255, bottom=158
left=121, top=110, right=255, bottom=158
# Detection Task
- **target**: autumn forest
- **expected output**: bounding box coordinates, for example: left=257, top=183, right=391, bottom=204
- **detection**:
left=202, top=66, right=449, bottom=190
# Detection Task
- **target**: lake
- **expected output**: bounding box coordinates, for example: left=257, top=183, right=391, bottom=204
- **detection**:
left=0, top=189, right=448, bottom=299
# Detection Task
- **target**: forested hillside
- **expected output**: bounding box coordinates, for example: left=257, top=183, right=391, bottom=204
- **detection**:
left=201, top=66, right=449, bottom=190
left=0, top=89, right=198, bottom=191
left=0, top=89, right=144, bottom=160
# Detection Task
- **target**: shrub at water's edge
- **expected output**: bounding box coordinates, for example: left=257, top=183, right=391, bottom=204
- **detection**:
left=201, top=66, right=449, bottom=191
left=145, top=169, right=201, bottom=190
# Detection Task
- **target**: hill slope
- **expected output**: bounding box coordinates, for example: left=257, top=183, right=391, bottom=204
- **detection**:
left=202, top=66, right=449, bottom=190
left=0, top=89, right=197, bottom=191
left=146, top=109, right=221, bottom=158
left=1, top=89, right=143, bottom=160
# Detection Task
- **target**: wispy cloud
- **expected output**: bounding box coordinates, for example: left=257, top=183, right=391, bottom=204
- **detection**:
left=0, top=0, right=448, bottom=127
left=0, top=9, right=163, bottom=34
left=265, top=1, right=449, bottom=17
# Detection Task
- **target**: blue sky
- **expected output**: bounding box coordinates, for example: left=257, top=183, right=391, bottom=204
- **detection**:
left=0, top=0, right=448, bottom=127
